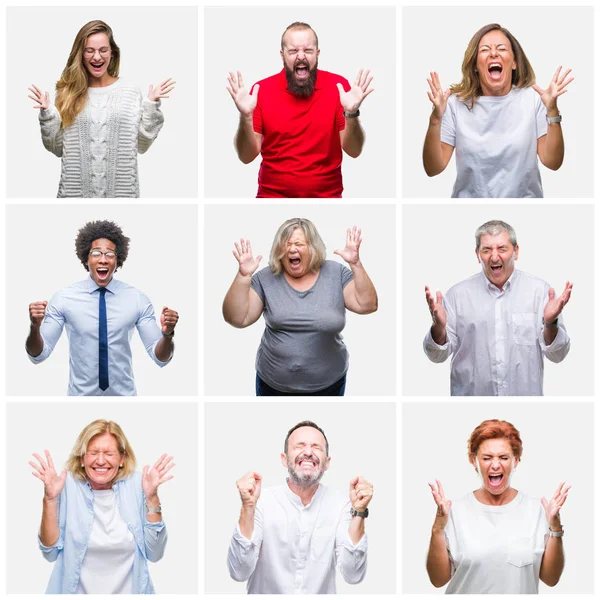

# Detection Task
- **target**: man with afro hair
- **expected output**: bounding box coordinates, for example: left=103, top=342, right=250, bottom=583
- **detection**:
left=26, top=220, right=179, bottom=395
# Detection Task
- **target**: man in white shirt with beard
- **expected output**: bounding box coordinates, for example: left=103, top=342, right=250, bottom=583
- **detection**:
left=227, top=420, right=373, bottom=593
left=423, top=219, right=572, bottom=396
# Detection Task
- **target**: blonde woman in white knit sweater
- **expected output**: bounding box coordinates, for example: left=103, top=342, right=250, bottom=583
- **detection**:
left=28, top=20, right=175, bottom=198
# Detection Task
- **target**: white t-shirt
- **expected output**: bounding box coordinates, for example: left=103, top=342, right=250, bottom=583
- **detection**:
left=441, top=87, right=547, bottom=198
left=444, top=491, right=549, bottom=594
left=76, top=489, right=136, bottom=594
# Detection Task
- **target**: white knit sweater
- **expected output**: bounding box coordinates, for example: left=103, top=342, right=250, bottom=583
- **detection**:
left=38, top=79, right=164, bottom=198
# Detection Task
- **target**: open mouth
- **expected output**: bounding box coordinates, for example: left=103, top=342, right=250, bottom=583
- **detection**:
left=93, top=467, right=110, bottom=474
left=289, top=257, right=301, bottom=268
left=294, top=62, right=309, bottom=80
left=297, top=458, right=317, bottom=467
left=488, top=473, right=504, bottom=487
left=490, top=264, right=503, bottom=274
left=488, top=62, right=503, bottom=81
left=96, top=267, right=110, bottom=281
left=90, top=61, right=105, bottom=71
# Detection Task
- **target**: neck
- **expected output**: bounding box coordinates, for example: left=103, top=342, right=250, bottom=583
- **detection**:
left=481, top=82, right=512, bottom=97
left=287, top=478, right=319, bottom=506
left=474, top=486, right=517, bottom=506
left=88, top=73, right=117, bottom=88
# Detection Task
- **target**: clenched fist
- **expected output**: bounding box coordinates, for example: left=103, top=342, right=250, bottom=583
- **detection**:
left=349, top=475, right=373, bottom=511
left=236, top=471, right=262, bottom=507
left=29, top=301, right=48, bottom=327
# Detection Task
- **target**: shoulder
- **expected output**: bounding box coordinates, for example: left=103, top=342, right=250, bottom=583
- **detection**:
left=513, top=270, right=548, bottom=290
left=318, top=70, right=350, bottom=87
left=111, top=278, right=143, bottom=295
left=254, top=265, right=276, bottom=283
left=446, top=273, right=483, bottom=298
left=255, top=71, right=284, bottom=89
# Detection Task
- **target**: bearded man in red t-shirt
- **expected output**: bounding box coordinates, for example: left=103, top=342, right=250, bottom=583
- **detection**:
left=226, top=22, right=374, bottom=198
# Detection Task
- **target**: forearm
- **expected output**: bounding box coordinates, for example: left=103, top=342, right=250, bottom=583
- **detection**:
left=431, top=323, right=447, bottom=345
left=540, top=536, right=564, bottom=586
left=348, top=515, right=365, bottom=544
left=235, top=114, right=260, bottom=164
left=426, top=528, right=452, bottom=587
left=540, top=109, right=564, bottom=170
left=40, top=496, right=60, bottom=547
left=349, top=262, right=378, bottom=313
left=26, top=325, right=44, bottom=357
left=154, top=335, right=174, bottom=362
left=238, top=505, right=255, bottom=540
left=223, top=273, right=253, bottom=327
left=145, top=493, right=162, bottom=523
left=342, top=118, right=365, bottom=158
left=423, top=117, right=446, bottom=176
left=543, top=324, right=558, bottom=346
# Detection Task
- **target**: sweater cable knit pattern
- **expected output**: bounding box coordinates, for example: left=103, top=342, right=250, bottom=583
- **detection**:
left=38, top=79, right=164, bottom=198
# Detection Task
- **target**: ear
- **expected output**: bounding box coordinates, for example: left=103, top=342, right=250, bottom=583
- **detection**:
left=317, top=48, right=321, bottom=57
left=280, top=452, right=288, bottom=469
left=324, top=455, right=331, bottom=472
left=280, top=49, right=284, bottom=61
left=513, top=244, right=519, bottom=261
left=475, top=249, right=481, bottom=264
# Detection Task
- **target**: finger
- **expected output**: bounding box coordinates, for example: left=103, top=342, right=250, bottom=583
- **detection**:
left=557, top=69, right=572, bottom=85
left=548, top=287, right=555, bottom=301
left=251, top=83, right=259, bottom=98
left=354, top=68, right=364, bottom=87
left=33, top=452, right=48, bottom=469
left=29, top=460, right=44, bottom=474
left=152, top=453, right=167, bottom=470
left=435, top=291, right=443, bottom=305
left=363, top=74, right=374, bottom=92
left=32, top=84, right=42, bottom=95
left=531, top=84, right=542, bottom=95
left=159, top=77, right=173, bottom=87
left=436, top=479, right=446, bottom=500
left=336, top=82, right=344, bottom=98
left=541, top=497, right=548, bottom=511
left=237, top=71, right=244, bottom=89
left=32, top=471, right=45, bottom=481
left=45, top=449, right=56, bottom=470
left=552, top=65, right=562, bottom=82
left=158, top=473, right=175, bottom=485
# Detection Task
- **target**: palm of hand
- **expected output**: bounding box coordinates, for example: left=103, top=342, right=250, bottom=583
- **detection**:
left=43, top=469, right=64, bottom=499
left=238, top=253, right=259, bottom=276
left=543, top=498, right=560, bottom=522
left=337, top=242, right=359, bottom=265
left=544, top=297, right=562, bottom=323
left=142, top=470, right=160, bottom=499
left=340, top=86, right=363, bottom=112
left=235, top=89, right=257, bottom=116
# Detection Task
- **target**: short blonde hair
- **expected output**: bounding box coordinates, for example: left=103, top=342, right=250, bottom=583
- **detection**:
left=66, top=419, right=136, bottom=484
left=269, top=218, right=326, bottom=276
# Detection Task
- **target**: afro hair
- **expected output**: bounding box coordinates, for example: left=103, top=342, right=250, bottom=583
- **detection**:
left=75, top=220, right=130, bottom=271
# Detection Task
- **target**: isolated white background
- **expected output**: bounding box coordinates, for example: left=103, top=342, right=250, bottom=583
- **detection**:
left=204, top=6, right=396, bottom=198
left=402, top=204, right=594, bottom=396
left=204, top=401, right=396, bottom=594
left=402, top=6, right=594, bottom=198
left=7, top=6, right=198, bottom=198
left=402, top=401, right=594, bottom=594
left=6, top=204, right=198, bottom=396
left=204, top=203, right=396, bottom=396
left=7, top=401, right=198, bottom=594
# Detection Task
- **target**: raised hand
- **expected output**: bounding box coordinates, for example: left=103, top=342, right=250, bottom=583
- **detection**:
left=426, top=72, right=451, bottom=123
left=142, top=453, right=175, bottom=499
left=236, top=471, right=262, bottom=507
left=349, top=476, right=373, bottom=511
left=160, top=306, right=179, bottom=335
left=29, top=300, right=48, bottom=327
left=29, top=449, right=67, bottom=500
left=429, top=479, right=452, bottom=529
left=425, top=286, right=447, bottom=329
left=544, top=281, right=573, bottom=324
left=28, top=84, right=50, bottom=110
left=148, top=78, right=176, bottom=102
left=541, top=481, right=571, bottom=529
left=233, top=239, right=262, bottom=277
left=333, top=225, right=362, bottom=266
left=226, top=71, right=259, bottom=117
left=337, top=69, right=374, bottom=114
left=532, top=66, right=574, bottom=112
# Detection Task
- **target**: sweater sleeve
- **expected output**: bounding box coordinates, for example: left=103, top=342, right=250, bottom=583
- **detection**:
left=38, top=106, right=64, bottom=157
left=138, top=97, right=165, bottom=154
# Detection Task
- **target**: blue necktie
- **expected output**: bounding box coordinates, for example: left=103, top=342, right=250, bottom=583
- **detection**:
left=98, top=288, right=109, bottom=391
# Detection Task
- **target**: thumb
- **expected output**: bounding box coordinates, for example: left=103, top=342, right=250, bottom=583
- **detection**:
left=337, top=83, right=344, bottom=97
left=256, top=255, right=263, bottom=265
left=42, top=301, right=48, bottom=307
left=447, top=500, right=452, bottom=511
left=349, top=476, right=359, bottom=489
left=60, top=469, right=67, bottom=481
left=436, top=291, right=443, bottom=304
left=548, top=288, right=556, bottom=301
left=444, top=89, right=451, bottom=101
left=148, top=84, right=153, bottom=97
left=532, top=84, right=542, bottom=95
left=251, top=83, right=260, bottom=98
left=541, top=497, right=548, bottom=510
left=333, top=248, right=341, bottom=256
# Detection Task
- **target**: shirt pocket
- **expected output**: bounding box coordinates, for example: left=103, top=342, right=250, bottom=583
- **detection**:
left=512, top=313, right=538, bottom=346
left=507, top=536, right=534, bottom=568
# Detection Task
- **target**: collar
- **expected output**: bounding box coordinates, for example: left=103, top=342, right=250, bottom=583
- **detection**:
left=285, top=478, right=323, bottom=508
left=87, top=274, right=116, bottom=294
left=482, top=268, right=519, bottom=294
left=279, top=67, right=323, bottom=92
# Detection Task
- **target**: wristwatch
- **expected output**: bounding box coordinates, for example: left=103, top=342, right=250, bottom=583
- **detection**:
left=344, top=109, right=360, bottom=119
left=548, top=527, right=564, bottom=537
left=146, top=504, right=162, bottom=514
left=543, top=317, right=559, bottom=328
left=546, top=114, right=562, bottom=124
left=162, top=330, right=175, bottom=338
left=350, top=507, right=369, bottom=518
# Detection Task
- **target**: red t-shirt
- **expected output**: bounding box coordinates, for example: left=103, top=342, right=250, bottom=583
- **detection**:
left=252, top=69, right=349, bottom=198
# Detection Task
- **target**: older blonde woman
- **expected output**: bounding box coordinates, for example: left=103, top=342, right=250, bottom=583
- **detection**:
left=223, top=218, right=378, bottom=395
left=423, top=23, right=573, bottom=198
left=426, top=419, right=570, bottom=593
left=27, top=20, right=175, bottom=197
left=29, top=420, right=174, bottom=594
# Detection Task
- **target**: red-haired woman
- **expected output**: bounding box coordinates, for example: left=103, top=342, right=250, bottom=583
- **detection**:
left=28, top=20, right=175, bottom=198
left=426, top=419, right=570, bottom=593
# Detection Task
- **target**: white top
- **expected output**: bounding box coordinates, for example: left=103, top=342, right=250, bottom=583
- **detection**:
left=423, top=270, right=570, bottom=396
left=227, top=483, right=368, bottom=593
left=444, top=491, right=549, bottom=594
left=441, top=87, right=547, bottom=198
left=76, top=489, right=135, bottom=594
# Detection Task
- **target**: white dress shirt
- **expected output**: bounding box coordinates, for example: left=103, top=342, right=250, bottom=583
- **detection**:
left=444, top=492, right=548, bottom=594
left=423, top=270, right=570, bottom=396
left=27, top=275, right=170, bottom=395
left=227, top=483, right=368, bottom=594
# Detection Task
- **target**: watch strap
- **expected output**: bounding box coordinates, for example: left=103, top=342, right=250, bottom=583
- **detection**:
left=546, top=114, right=562, bottom=124
left=344, top=109, right=360, bottom=119
left=350, top=506, right=369, bottom=518
left=146, top=504, right=162, bottom=514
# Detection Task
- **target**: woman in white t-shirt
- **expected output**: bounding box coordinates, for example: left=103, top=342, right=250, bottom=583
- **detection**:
left=30, top=419, right=174, bottom=593
left=422, top=23, right=573, bottom=198
left=426, top=419, right=570, bottom=594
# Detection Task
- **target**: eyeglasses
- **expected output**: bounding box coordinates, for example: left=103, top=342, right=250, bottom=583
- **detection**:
left=89, top=250, right=116, bottom=259
left=83, top=47, right=111, bottom=57
left=85, top=451, right=118, bottom=459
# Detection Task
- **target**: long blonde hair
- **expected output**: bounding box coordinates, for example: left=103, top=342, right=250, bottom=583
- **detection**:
left=66, top=419, right=136, bottom=484
left=56, top=20, right=120, bottom=128
left=450, top=24, right=535, bottom=109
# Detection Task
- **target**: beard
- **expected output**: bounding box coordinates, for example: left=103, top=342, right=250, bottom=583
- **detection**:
left=287, top=454, right=326, bottom=487
left=284, top=59, right=318, bottom=98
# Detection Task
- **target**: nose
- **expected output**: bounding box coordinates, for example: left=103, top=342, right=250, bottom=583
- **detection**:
left=297, top=49, right=306, bottom=61
left=490, top=46, right=498, bottom=57
left=95, top=453, right=107, bottom=464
